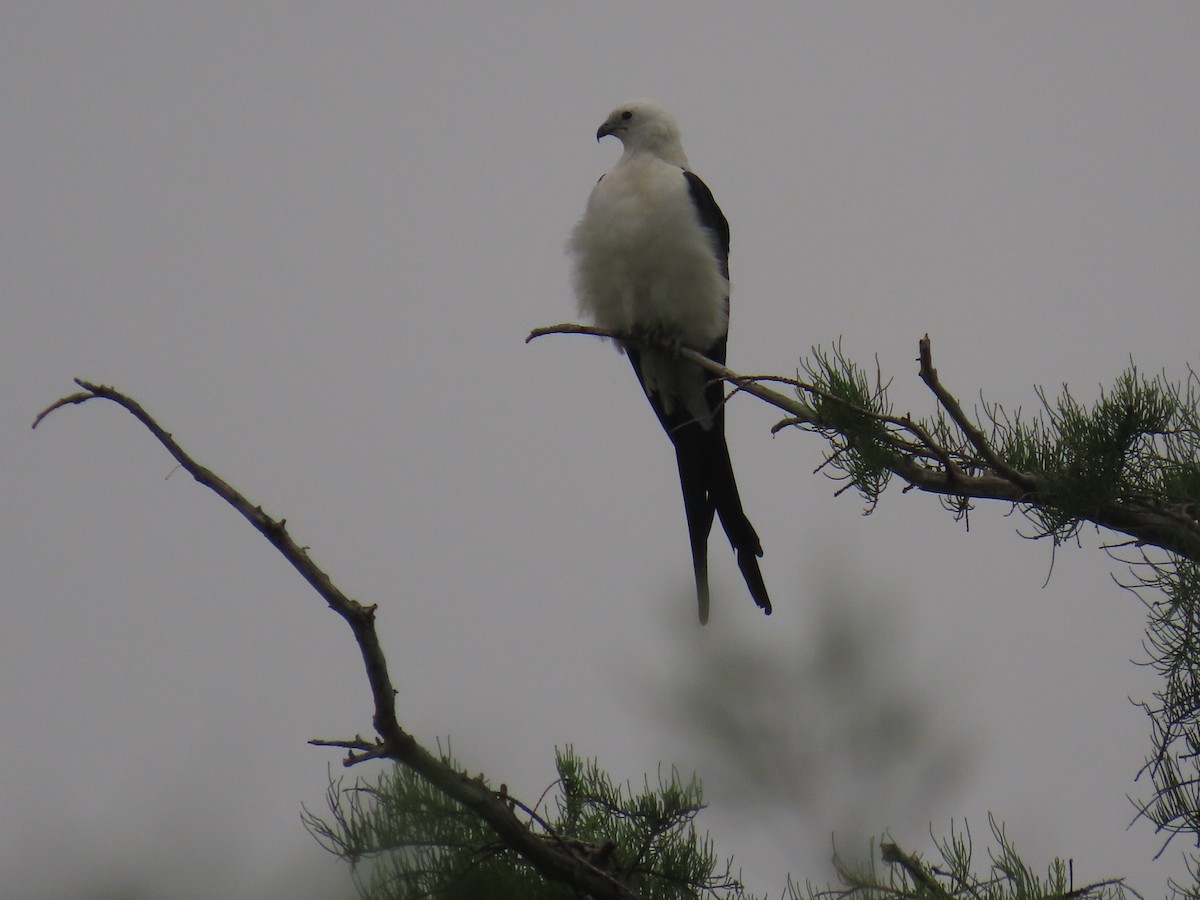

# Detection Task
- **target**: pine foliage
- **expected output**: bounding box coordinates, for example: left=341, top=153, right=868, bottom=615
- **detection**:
left=303, top=746, right=748, bottom=900
left=798, top=817, right=1131, bottom=900
left=794, top=350, right=1200, bottom=889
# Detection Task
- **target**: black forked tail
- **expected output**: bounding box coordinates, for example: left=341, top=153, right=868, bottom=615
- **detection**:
left=626, top=346, right=771, bottom=622
left=673, top=423, right=772, bottom=622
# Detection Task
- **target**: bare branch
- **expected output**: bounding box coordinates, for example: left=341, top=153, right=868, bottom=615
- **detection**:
left=881, top=841, right=957, bottom=900
left=528, top=322, right=816, bottom=421
left=34, top=378, right=645, bottom=900
left=917, top=334, right=1037, bottom=492
left=32, top=391, right=95, bottom=429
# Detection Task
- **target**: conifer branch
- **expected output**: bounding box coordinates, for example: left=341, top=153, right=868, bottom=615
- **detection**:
left=528, top=325, right=1200, bottom=563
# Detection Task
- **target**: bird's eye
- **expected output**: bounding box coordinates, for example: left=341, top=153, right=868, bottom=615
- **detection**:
left=620, top=110, right=633, bottom=121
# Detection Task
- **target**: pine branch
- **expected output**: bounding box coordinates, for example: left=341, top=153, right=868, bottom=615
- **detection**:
left=806, top=818, right=1133, bottom=900
left=527, top=325, right=1200, bottom=564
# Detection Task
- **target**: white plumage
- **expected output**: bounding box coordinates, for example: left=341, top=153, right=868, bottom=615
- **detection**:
left=568, top=149, right=728, bottom=349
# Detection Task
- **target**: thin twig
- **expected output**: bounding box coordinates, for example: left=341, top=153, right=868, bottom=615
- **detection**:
left=917, top=335, right=1037, bottom=492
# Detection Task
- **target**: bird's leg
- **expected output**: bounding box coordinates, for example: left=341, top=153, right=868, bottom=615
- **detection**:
left=628, top=324, right=684, bottom=357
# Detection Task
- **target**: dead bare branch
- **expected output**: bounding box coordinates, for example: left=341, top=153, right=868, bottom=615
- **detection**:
left=33, top=377, right=645, bottom=900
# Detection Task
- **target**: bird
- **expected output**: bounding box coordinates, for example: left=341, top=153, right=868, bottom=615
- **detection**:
left=567, top=98, right=771, bottom=624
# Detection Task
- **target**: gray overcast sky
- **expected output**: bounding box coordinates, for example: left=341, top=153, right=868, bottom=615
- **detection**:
left=3, top=4, right=1198, bottom=897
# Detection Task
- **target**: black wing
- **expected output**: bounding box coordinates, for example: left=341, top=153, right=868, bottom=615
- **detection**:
left=683, top=169, right=730, bottom=281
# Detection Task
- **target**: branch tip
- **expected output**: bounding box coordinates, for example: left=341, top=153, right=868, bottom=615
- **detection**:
left=32, top=389, right=99, bottom=429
